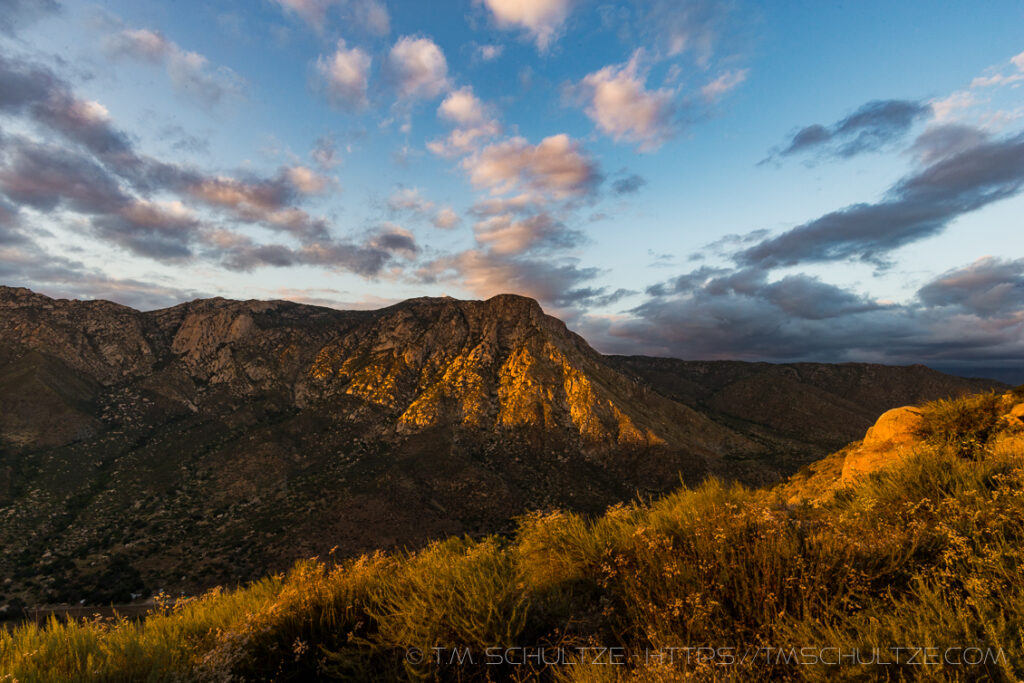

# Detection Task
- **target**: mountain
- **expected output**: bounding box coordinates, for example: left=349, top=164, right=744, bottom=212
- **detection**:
left=605, top=355, right=1004, bottom=472
left=0, top=286, right=1004, bottom=607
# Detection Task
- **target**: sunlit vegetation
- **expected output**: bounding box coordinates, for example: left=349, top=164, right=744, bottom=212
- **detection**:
left=3, top=390, right=1024, bottom=681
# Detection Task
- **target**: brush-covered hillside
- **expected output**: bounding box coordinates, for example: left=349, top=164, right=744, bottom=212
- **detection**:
left=3, top=386, right=1023, bottom=681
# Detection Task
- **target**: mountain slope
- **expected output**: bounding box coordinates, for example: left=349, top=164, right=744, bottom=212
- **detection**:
left=607, top=355, right=1002, bottom=466
left=0, top=286, right=1004, bottom=606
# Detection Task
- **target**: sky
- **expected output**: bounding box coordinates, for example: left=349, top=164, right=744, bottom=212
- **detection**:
left=0, top=0, right=1022, bottom=371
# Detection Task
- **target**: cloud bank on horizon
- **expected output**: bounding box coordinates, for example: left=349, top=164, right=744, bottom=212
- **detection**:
left=0, top=0, right=1022, bottom=369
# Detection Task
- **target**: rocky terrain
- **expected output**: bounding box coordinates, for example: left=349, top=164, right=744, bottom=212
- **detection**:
left=0, top=286, right=1004, bottom=609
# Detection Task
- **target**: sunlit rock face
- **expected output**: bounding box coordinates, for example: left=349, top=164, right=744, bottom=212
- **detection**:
left=303, top=295, right=670, bottom=449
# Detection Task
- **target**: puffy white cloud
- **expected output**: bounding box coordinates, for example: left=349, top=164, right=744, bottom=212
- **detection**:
left=438, top=87, right=486, bottom=125
left=427, top=86, right=501, bottom=157
left=463, top=134, right=600, bottom=198
left=387, top=35, right=449, bottom=100
left=1012, top=50, right=1024, bottom=71
left=579, top=51, right=676, bottom=151
left=477, top=0, right=575, bottom=51
left=433, top=207, right=460, bottom=229
left=427, top=123, right=502, bottom=158
left=316, top=39, right=372, bottom=109
left=476, top=44, right=504, bottom=61
left=701, top=68, right=748, bottom=101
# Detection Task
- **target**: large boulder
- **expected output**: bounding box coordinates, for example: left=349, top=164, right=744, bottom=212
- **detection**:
left=840, top=406, right=923, bottom=482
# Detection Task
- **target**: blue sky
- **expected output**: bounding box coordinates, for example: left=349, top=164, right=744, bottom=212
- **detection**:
left=1, top=0, right=1022, bottom=368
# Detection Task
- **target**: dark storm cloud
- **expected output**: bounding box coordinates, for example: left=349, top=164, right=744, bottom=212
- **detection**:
left=0, top=53, right=396, bottom=275
left=220, top=239, right=394, bottom=276
left=767, top=99, right=932, bottom=162
left=584, top=256, right=1024, bottom=365
left=0, top=197, right=27, bottom=245
left=909, top=124, right=990, bottom=165
left=0, top=138, right=128, bottom=213
left=371, top=230, right=418, bottom=255
left=740, top=130, right=1024, bottom=268
left=918, top=257, right=1024, bottom=317
left=0, top=55, right=134, bottom=157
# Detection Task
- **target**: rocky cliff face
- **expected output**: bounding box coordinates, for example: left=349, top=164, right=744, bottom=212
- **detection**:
left=0, top=286, right=1005, bottom=607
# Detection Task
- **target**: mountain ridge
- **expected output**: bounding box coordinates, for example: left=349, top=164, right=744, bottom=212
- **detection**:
left=0, top=285, right=1005, bottom=606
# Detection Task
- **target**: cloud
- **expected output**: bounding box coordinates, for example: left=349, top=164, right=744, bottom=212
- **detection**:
left=970, top=50, right=1024, bottom=89
left=272, top=0, right=389, bottom=35
left=315, top=40, right=372, bottom=110
left=462, top=133, right=601, bottom=199
left=0, top=0, right=60, bottom=36
left=366, top=223, right=418, bottom=257
left=427, top=86, right=502, bottom=157
left=918, top=257, right=1024, bottom=317
left=421, top=249, right=603, bottom=309
left=612, top=173, right=646, bottom=195
left=476, top=44, right=504, bottom=61
left=701, top=68, right=748, bottom=102
left=0, top=54, right=132, bottom=157
left=930, top=91, right=975, bottom=124
left=92, top=199, right=199, bottom=260
left=741, top=127, right=1024, bottom=268
left=354, top=0, right=391, bottom=35
left=472, top=211, right=578, bottom=255
left=104, top=28, right=244, bottom=107
left=769, top=99, right=931, bottom=161
left=438, top=86, right=486, bottom=126
left=586, top=257, right=1024, bottom=365
left=432, top=207, right=460, bottom=229
left=476, top=0, right=575, bottom=51
left=578, top=51, right=677, bottom=151
left=0, top=138, right=127, bottom=214
left=909, top=124, right=990, bottom=165
left=0, top=235, right=207, bottom=310
left=311, top=135, right=341, bottom=169
left=0, top=53, right=405, bottom=279
left=284, top=166, right=332, bottom=194
left=387, top=35, right=449, bottom=100
left=387, top=187, right=434, bottom=215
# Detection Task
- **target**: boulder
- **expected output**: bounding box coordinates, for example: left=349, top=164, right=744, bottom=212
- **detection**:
left=841, top=406, right=923, bottom=482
